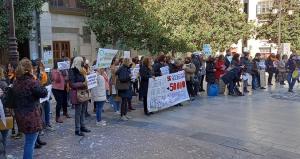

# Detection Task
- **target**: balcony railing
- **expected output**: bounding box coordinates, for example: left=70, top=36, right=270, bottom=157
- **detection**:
left=49, top=0, right=86, bottom=16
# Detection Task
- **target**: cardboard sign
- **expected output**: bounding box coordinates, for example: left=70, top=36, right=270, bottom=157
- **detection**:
left=203, top=44, right=212, bottom=56
left=40, top=85, right=52, bottom=103
left=86, top=73, right=98, bottom=89
left=147, top=71, right=190, bottom=112
left=124, top=51, right=131, bottom=58
left=57, top=61, right=70, bottom=70
left=96, top=48, right=119, bottom=68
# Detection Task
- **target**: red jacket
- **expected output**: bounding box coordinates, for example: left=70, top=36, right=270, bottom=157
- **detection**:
left=215, top=60, right=225, bottom=79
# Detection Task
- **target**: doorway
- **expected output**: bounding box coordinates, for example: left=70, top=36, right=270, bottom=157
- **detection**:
left=53, top=41, right=70, bottom=61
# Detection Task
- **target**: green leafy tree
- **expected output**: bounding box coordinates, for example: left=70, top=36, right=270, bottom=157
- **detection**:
left=81, top=0, right=165, bottom=52
left=145, top=0, right=253, bottom=52
left=0, top=0, right=44, bottom=49
left=256, top=0, right=300, bottom=52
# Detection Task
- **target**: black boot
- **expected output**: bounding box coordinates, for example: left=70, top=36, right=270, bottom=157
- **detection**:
left=75, top=131, right=85, bottom=136
left=35, top=143, right=42, bottom=149
left=80, top=127, right=91, bottom=133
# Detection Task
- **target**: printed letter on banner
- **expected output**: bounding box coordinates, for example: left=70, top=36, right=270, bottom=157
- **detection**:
left=147, top=71, right=190, bottom=112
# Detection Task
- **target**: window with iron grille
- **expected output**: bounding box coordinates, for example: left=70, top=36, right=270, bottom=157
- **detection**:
left=83, top=26, right=91, bottom=44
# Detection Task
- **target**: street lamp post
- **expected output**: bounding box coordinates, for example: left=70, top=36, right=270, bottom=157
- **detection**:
left=7, top=0, right=19, bottom=66
left=277, top=0, right=282, bottom=53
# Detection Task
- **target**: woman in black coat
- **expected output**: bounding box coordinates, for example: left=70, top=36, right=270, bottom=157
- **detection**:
left=139, top=57, right=154, bottom=115
left=206, top=56, right=216, bottom=94
left=116, top=58, right=132, bottom=120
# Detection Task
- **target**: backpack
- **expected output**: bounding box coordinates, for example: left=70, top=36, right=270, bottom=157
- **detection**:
left=2, top=86, right=15, bottom=109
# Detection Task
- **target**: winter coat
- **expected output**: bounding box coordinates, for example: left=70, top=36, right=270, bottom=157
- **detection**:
left=116, top=65, right=131, bottom=98
left=265, top=59, right=276, bottom=73
left=221, top=67, right=241, bottom=85
left=192, top=57, right=201, bottom=76
left=139, top=65, right=153, bottom=97
left=12, top=73, right=47, bottom=133
left=91, top=74, right=107, bottom=102
left=153, top=62, right=165, bottom=77
left=206, top=61, right=216, bottom=83
left=184, top=63, right=196, bottom=81
left=69, top=68, right=87, bottom=105
left=215, top=60, right=225, bottom=80
left=286, top=59, right=296, bottom=73
left=240, top=57, right=253, bottom=74
left=51, top=69, right=66, bottom=90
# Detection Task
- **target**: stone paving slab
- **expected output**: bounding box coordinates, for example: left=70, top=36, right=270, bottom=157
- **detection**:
left=5, top=84, right=300, bottom=159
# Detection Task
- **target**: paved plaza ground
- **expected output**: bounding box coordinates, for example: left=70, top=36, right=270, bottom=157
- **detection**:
left=6, top=83, right=300, bottom=159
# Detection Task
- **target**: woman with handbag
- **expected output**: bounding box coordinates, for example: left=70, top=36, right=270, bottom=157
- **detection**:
left=69, top=56, right=91, bottom=136
left=11, top=58, right=48, bottom=159
left=116, top=58, right=132, bottom=121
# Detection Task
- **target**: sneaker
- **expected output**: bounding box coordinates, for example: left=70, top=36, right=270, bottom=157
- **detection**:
left=115, top=111, right=120, bottom=115
left=96, top=120, right=107, bottom=126
left=125, top=115, right=132, bottom=119
left=39, top=130, right=45, bottom=136
left=120, top=116, right=128, bottom=121
left=45, top=125, right=56, bottom=131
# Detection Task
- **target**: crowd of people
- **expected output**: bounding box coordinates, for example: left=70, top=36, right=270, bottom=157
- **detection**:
left=0, top=48, right=299, bottom=159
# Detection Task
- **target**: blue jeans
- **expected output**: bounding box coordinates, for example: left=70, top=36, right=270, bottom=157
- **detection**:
left=108, top=95, right=120, bottom=112
left=42, top=100, right=50, bottom=125
left=252, top=74, right=258, bottom=89
left=287, top=72, right=297, bottom=91
left=95, top=101, right=105, bottom=122
left=23, top=132, right=38, bottom=159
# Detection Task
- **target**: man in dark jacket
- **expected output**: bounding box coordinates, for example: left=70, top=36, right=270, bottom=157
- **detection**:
left=153, top=55, right=166, bottom=77
left=221, top=66, right=243, bottom=96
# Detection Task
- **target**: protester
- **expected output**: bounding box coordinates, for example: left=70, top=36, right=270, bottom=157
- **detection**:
left=69, top=56, right=91, bottom=136
left=52, top=59, right=70, bottom=124
left=277, top=55, right=288, bottom=85
left=198, top=54, right=206, bottom=92
left=221, top=66, right=243, bottom=96
left=0, top=67, right=10, bottom=158
left=91, top=68, right=107, bottom=126
left=116, top=58, right=132, bottom=121
left=139, top=57, right=154, bottom=115
left=153, top=55, right=166, bottom=77
left=205, top=56, right=216, bottom=95
left=109, top=58, right=121, bottom=114
left=253, top=53, right=266, bottom=89
left=240, top=52, right=253, bottom=93
left=215, top=55, right=225, bottom=82
left=12, top=58, right=47, bottom=159
left=286, top=54, right=298, bottom=92
left=265, top=54, right=276, bottom=86
left=183, top=57, right=196, bottom=99
left=191, top=54, right=201, bottom=95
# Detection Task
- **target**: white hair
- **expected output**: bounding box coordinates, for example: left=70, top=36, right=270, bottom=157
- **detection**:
left=71, top=56, right=84, bottom=70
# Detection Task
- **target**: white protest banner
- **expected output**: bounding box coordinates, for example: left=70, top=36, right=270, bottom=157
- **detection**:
left=40, top=85, right=52, bottom=103
left=160, top=66, right=170, bottom=75
left=86, top=73, right=98, bottom=89
left=57, top=61, right=70, bottom=70
left=0, top=100, right=6, bottom=127
left=96, top=48, right=119, bottom=68
left=147, top=71, right=190, bottom=112
left=124, top=51, right=131, bottom=58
